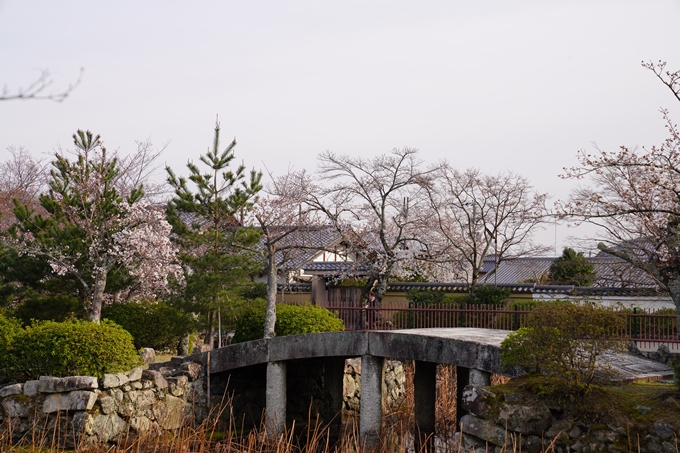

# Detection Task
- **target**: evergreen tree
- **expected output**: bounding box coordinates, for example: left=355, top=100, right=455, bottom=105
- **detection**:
left=548, top=247, right=597, bottom=286
left=166, top=120, right=262, bottom=347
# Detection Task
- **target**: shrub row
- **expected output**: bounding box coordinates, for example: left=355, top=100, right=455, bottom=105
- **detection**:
left=232, top=301, right=345, bottom=343
left=0, top=314, right=141, bottom=380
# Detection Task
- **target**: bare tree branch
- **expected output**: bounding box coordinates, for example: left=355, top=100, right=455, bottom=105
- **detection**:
left=1, top=68, right=83, bottom=102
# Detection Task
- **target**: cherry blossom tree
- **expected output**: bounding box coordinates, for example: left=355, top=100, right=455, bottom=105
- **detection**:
left=307, top=148, right=437, bottom=302
left=560, top=60, right=680, bottom=324
left=5, top=130, right=182, bottom=322
left=420, top=166, right=549, bottom=287
left=246, top=169, right=325, bottom=339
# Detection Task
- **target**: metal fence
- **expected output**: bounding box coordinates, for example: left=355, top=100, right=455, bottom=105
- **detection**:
left=322, top=303, right=680, bottom=343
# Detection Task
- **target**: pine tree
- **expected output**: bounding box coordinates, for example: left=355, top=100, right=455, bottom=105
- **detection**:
left=166, top=120, right=262, bottom=347
left=547, top=247, right=597, bottom=286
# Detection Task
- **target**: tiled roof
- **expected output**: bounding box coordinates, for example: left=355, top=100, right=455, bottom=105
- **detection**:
left=276, top=283, right=312, bottom=293
left=479, top=255, right=658, bottom=288
left=266, top=225, right=344, bottom=270
left=302, top=261, right=369, bottom=275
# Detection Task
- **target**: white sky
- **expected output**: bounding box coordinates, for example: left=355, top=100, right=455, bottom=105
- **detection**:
left=1, top=1, right=680, bottom=254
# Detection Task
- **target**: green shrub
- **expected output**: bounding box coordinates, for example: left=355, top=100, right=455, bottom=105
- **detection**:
left=501, top=301, right=626, bottom=394
left=0, top=313, right=22, bottom=370
left=7, top=319, right=142, bottom=379
left=233, top=302, right=345, bottom=343
left=102, top=300, right=192, bottom=351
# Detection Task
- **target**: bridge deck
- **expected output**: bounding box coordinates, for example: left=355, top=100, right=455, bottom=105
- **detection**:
left=189, top=328, right=516, bottom=376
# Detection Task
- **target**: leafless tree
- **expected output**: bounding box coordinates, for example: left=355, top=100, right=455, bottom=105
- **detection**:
left=247, top=168, right=326, bottom=339
left=0, top=146, right=49, bottom=230
left=116, top=139, right=169, bottom=201
left=306, top=148, right=437, bottom=302
left=559, top=60, right=680, bottom=324
left=421, top=166, right=550, bottom=287
left=1, top=68, right=83, bottom=102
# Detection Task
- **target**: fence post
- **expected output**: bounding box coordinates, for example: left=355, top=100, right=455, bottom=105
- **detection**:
left=513, top=305, right=520, bottom=331
left=633, top=307, right=639, bottom=339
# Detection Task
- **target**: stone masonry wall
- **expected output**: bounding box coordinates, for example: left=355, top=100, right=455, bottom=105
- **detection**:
left=459, top=385, right=680, bottom=453
left=343, top=358, right=406, bottom=414
left=0, top=357, right=205, bottom=449
left=0, top=356, right=408, bottom=448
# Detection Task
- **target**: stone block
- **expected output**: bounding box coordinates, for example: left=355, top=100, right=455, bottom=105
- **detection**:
left=70, top=390, right=98, bottom=410
left=460, top=414, right=511, bottom=448
left=142, top=369, right=168, bottom=389
left=152, top=394, right=188, bottom=430
left=0, top=383, right=23, bottom=397
left=43, top=391, right=97, bottom=413
left=23, top=380, right=39, bottom=396
left=99, top=395, right=116, bottom=414
left=101, top=372, right=129, bottom=389
left=2, top=397, right=29, bottom=417
left=43, top=393, right=69, bottom=413
left=497, top=402, right=552, bottom=435
left=651, top=422, right=674, bottom=439
left=546, top=418, right=573, bottom=438
left=140, top=348, right=156, bottom=364
left=175, top=362, right=201, bottom=380
left=128, top=366, right=143, bottom=382
left=462, top=385, right=497, bottom=418
left=91, top=413, right=126, bottom=443
left=193, top=344, right=211, bottom=354
left=130, top=415, right=153, bottom=433
left=37, top=375, right=98, bottom=393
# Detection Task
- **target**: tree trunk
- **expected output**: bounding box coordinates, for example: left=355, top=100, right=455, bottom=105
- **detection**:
left=206, top=311, right=215, bottom=348
left=89, top=271, right=108, bottom=323
left=264, top=246, right=278, bottom=339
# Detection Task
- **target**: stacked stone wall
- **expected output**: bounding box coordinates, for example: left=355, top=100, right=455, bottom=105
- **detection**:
left=0, top=358, right=205, bottom=448
left=343, top=358, right=406, bottom=414
left=459, top=385, right=680, bottom=453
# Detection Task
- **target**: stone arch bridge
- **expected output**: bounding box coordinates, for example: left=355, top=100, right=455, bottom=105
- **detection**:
left=187, top=328, right=515, bottom=444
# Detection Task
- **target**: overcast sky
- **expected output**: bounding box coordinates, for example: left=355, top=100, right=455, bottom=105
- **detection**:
left=1, top=1, right=679, bottom=253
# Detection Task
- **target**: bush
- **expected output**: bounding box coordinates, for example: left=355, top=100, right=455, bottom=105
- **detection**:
left=0, top=313, right=22, bottom=370
left=7, top=319, right=142, bottom=379
left=233, top=302, right=345, bottom=343
left=501, top=301, right=626, bottom=394
left=102, top=300, right=192, bottom=351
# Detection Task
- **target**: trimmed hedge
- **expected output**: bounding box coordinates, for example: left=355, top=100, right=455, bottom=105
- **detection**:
left=233, top=301, right=345, bottom=343
left=102, top=300, right=192, bottom=351
left=6, top=319, right=142, bottom=379
left=0, top=313, right=22, bottom=368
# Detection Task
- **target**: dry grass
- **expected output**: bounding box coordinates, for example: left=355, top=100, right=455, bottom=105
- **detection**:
left=2, top=374, right=677, bottom=453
